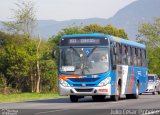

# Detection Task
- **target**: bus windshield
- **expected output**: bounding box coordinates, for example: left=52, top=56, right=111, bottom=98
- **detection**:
left=59, top=47, right=109, bottom=75
left=148, top=76, right=154, bottom=82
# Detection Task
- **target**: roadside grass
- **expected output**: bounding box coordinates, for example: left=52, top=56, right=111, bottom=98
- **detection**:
left=0, top=92, right=66, bottom=102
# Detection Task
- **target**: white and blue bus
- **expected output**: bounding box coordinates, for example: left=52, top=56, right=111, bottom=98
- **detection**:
left=57, top=33, right=148, bottom=102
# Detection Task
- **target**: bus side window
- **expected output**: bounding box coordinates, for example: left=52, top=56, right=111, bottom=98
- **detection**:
left=117, top=43, right=122, bottom=64
left=110, top=42, right=117, bottom=70
left=132, top=48, right=137, bottom=66
left=130, top=47, right=133, bottom=66
left=135, top=48, right=138, bottom=66
left=127, top=46, right=131, bottom=66
left=116, top=43, right=119, bottom=64
left=140, top=49, right=142, bottom=66
left=137, top=49, right=141, bottom=66
left=144, top=50, right=147, bottom=67
left=110, top=42, right=116, bottom=66
left=142, top=49, right=144, bottom=67
left=122, top=45, right=127, bottom=65
left=142, top=49, right=147, bottom=67
left=112, top=47, right=117, bottom=66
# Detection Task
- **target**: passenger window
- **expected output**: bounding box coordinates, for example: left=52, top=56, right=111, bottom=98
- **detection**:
left=122, top=45, right=127, bottom=65
left=111, top=46, right=117, bottom=66
left=133, top=48, right=137, bottom=66
left=127, top=46, right=131, bottom=66
left=117, top=43, right=122, bottom=64
left=142, top=49, right=147, bottom=67
left=137, top=49, right=141, bottom=66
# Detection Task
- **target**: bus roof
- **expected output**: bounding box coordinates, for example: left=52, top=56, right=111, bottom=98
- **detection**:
left=62, top=33, right=106, bottom=38
left=62, top=33, right=146, bottom=49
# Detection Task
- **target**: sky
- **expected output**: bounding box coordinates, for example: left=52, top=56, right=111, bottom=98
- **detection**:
left=0, top=0, right=137, bottom=21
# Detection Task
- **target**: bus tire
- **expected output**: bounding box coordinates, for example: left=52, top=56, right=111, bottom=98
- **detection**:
left=126, top=94, right=132, bottom=99
left=111, top=84, right=120, bottom=101
left=70, top=95, right=78, bottom=102
left=132, top=83, right=139, bottom=99
left=92, top=95, right=106, bottom=102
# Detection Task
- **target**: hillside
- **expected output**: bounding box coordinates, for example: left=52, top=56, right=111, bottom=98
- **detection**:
left=107, top=0, right=160, bottom=40
left=0, top=0, right=160, bottom=40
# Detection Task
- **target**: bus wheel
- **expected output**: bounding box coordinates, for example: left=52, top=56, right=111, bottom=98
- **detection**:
left=132, top=83, right=139, bottom=99
left=111, top=84, right=120, bottom=101
left=92, top=95, right=106, bottom=102
left=70, top=95, right=78, bottom=102
left=126, top=94, right=132, bottom=99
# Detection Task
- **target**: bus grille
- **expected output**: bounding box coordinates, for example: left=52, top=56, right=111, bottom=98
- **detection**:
left=69, top=78, right=99, bottom=82
left=75, top=88, right=93, bottom=92
left=73, top=84, right=95, bottom=87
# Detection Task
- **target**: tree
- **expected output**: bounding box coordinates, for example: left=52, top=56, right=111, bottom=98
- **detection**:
left=49, top=24, right=128, bottom=48
left=104, top=25, right=128, bottom=38
left=3, top=0, right=37, bottom=38
left=0, top=32, right=32, bottom=93
left=138, top=18, right=160, bottom=47
left=0, top=30, right=58, bottom=93
left=82, top=24, right=128, bottom=39
left=82, top=24, right=103, bottom=33
left=2, top=0, right=43, bottom=93
left=138, top=18, right=160, bottom=76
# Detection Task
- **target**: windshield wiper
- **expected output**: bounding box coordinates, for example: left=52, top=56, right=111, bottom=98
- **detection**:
left=69, top=46, right=97, bottom=75
left=87, top=46, right=97, bottom=58
left=81, top=46, right=97, bottom=75
left=70, top=46, right=80, bottom=56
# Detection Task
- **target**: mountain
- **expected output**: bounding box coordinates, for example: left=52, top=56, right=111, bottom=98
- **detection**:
left=107, top=0, right=160, bottom=40
left=37, top=18, right=108, bottom=38
left=1, top=0, right=160, bottom=40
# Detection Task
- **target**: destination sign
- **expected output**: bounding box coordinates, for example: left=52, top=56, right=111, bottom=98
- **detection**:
left=69, top=39, right=100, bottom=44
left=60, top=37, right=108, bottom=46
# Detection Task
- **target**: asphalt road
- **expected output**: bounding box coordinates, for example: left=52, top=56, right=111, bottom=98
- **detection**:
left=0, top=94, right=160, bottom=115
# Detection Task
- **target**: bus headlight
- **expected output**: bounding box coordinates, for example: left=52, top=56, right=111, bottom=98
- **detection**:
left=97, top=77, right=111, bottom=87
left=59, top=79, right=70, bottom=87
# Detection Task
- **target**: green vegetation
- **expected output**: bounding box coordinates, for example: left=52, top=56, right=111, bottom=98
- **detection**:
left=0, top=93, right=62, bottom=102
left=82, top=24, right=128, bottom=38
left=138, top=18, right=160, bottom=76
left=0, top=32, right=57, bottom=94
left=0, top=1, right=57, bottom=94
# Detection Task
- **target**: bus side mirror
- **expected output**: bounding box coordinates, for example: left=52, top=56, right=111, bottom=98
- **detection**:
left=113, top=47, right=117, bottom=55
left=52, top=50, right=56, bottom=58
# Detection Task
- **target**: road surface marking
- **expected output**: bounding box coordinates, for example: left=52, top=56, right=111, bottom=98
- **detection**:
left=35, top=109, right=66, bottom=115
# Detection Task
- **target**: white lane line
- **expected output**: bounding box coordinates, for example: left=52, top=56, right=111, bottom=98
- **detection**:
left=110, top=101, right=127, bottom=103
left=34, top=109, right=67, bottom=115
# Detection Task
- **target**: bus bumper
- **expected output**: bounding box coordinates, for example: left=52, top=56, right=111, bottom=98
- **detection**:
left=145, top=88, right=155, bottom=93
left=58, top=84, right=111, bottom=96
